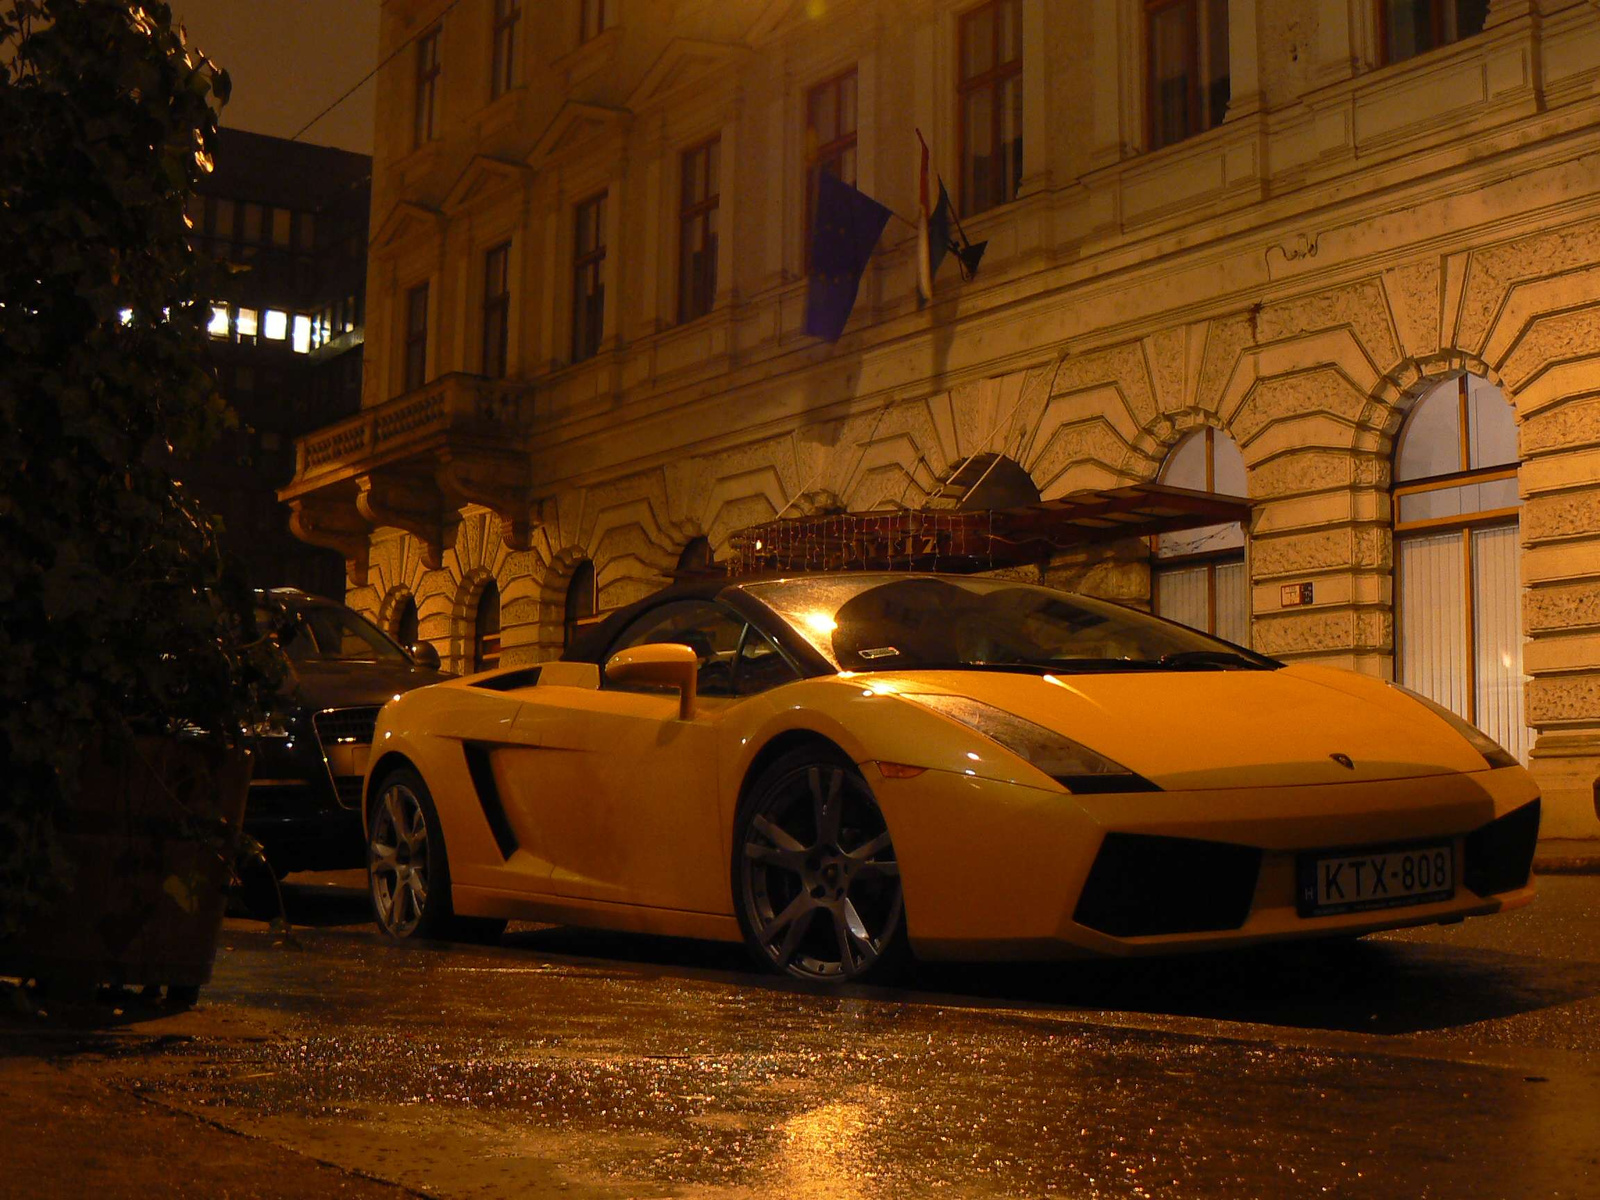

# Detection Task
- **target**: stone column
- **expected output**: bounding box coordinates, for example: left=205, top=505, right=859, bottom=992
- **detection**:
left=1519, top=400, right=1600, bottom=837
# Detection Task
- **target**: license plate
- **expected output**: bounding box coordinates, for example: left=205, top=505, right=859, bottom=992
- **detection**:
left=1296, top=841, right=1454, bottom=918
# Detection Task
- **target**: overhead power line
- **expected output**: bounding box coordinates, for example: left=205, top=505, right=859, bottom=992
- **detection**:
left=290, top=0, right=468, bottom=143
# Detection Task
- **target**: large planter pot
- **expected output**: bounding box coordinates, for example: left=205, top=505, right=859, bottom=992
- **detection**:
left=1, top=736, right=252, bottom=1004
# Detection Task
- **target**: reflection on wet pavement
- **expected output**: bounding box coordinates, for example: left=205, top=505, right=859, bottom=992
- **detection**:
left=74, top=881, right=1600, bottom=1200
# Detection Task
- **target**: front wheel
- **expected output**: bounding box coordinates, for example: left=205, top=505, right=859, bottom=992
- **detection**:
left=733, top=749, right=906, bottom=983
left=367, top=767, right=504, bottom=943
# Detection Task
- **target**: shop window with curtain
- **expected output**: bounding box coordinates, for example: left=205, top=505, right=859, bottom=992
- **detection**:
left=1379, top=0, right=1489, bottom=65
left=1152, top=427, right=1250, bottom=645
left=1146, top=0, right=1230, bottom=151
left=1394, top=374, right=1529, bottom=762
left=396, top=596, right=419, bottom=650
left=565, top=560, right=597, bottom=650
left=958, top=0, right=1023, bottom=216
left=474, top=580, right=502, bottom=672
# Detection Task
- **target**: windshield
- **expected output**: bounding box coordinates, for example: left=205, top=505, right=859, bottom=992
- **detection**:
left=742, top=574, right=1275, bottom=674
left=260, top=604, right=411, bottom=664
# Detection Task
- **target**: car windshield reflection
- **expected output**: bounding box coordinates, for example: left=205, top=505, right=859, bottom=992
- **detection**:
left=260, top=604, right=411, bottom=664
left=742, top=574, right=1275, bottom=674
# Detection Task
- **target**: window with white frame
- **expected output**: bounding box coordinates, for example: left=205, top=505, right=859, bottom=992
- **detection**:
left=1146, top=0, right=1230, bottom=151
left=1152, top=427, right=1250, bottom=645
left=490, top=0, right=519, bottom=99
left=1378, top=0, right=1489, bottom=65
left=1393, top=374, right=1529, bottom=762
left=958, top=0, right=1023, bottom=216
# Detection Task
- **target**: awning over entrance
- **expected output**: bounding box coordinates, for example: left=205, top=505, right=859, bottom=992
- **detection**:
left=724, top=483, right=1251, bottom=577
left=278, top=373, right=536, bottom=585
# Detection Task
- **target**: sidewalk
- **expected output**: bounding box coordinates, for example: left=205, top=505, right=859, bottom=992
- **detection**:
left=1533, top=837, right=1600, bottom=875
left=0, top=1009, right=425, bottom=1200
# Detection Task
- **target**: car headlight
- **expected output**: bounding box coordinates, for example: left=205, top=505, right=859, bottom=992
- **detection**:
left=1388, top=682, right=1518, bottom=769
left=908, top=694, right=1159, bottom=793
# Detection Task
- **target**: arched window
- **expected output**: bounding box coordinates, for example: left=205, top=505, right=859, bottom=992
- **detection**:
left=676, top=536, right=715, bottom=576
left=1153, top=427, right=1249, bottom=645
left=473, top=580, right=501, bottom=672
left=564, top=559, right=596, bottom=650
left=396, top=595, right=419, bottom=649
left=1394, top=374, right=1528, bottom=761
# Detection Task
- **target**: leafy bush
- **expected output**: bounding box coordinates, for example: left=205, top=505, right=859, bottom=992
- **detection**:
left=0, top=0, right=271, bottom=933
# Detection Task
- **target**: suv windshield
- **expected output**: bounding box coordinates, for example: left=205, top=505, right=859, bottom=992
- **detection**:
left=262, top=603, right=411, bottom=664
left=742, top=574, right=1275, bottom=674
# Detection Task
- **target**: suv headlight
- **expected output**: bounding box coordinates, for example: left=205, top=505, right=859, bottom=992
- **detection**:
left=909, top=694, right=1159, bottom=793
left=245, top=712, right=293, bottom=739
left=1388, top=683, right=1518, bottom=769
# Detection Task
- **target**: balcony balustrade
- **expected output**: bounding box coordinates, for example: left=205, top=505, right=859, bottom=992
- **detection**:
left=279, top=373, right=537, bottom=585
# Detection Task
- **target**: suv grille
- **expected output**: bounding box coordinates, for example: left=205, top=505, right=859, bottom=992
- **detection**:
left=313, top=706, right=381, bottom=747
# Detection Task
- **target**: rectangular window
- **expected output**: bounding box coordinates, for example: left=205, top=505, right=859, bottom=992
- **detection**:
left=678, top=139, right=720, bottom=324
left=483, top=241, right=512, bottom=378
left=241, top=202, right=264, bottom=243
left=579, top=0, right=609, bottom=43
left=403, top=283, right=429, bottom=392
left=1146, top=0, right=1230, bottom=151
left=1379, top=0, right=1489, bottom=64
left=415, top=26, right=441, bottom=148
left=804, top=69, right=858, bottom=263
left=211, top=197, right=236, bottom=241
left=959, top=0, right=1023, bottom=216
left=296, top=212, right=316, bottom=251
left=491, top=0, right=519, bottom=99
left=271, top=207, right=292, bottom=247
left=571, top=195, right=606, bottom=362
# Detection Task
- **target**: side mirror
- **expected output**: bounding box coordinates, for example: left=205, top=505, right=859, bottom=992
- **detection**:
left=409, top=641, right=441, bottom=671
left=605, top=642, right=698, bottom=719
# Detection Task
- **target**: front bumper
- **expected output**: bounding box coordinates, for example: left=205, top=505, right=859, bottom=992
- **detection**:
left=872, top=763, right=1539, bottom=961
left=244, top=708, right=379, bottom=873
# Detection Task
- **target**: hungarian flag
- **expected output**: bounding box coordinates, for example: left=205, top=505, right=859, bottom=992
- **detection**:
left=803, top=172, right=892, bottom=343
left=916, top=130, right=986, bottom=306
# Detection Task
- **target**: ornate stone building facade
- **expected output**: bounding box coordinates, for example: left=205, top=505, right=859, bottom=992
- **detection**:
left=283, top=0, right=1600, bottom=837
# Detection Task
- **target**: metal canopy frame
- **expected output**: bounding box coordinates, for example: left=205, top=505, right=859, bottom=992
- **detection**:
left=724, top=482, right=1251, bottom=577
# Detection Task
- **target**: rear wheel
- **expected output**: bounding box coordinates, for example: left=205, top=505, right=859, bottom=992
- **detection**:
left=733, top=748, right=906, bottom=983
left=368, top=767, right=505, bottom=943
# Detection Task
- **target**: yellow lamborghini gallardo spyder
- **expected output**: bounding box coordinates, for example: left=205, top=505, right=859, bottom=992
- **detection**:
left=362, top=573, right=1539, bottom=982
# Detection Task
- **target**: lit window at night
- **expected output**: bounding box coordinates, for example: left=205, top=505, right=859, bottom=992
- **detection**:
left=118, top=308, right=134, bottom=326
left=263, top=309, right=288, bottom=340
left=236, top=307, right=258, bottom=337
left=292, top=314, right=312, bottom=354
left=207, top=304, right=230, bottom=338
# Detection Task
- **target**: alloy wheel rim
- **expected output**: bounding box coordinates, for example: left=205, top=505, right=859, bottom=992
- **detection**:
left=369, top=784, right=430, bottom=936
left=741, top=765, right=902, bottom=980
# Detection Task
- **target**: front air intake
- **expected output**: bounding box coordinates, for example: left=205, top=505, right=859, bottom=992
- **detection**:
left=1073, top=833, right=1261, bottom=938
left=1463, top=799, right=1540, bottom=897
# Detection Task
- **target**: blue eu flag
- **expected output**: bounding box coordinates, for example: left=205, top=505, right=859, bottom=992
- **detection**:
left=804, top=172, right=893, bottom=343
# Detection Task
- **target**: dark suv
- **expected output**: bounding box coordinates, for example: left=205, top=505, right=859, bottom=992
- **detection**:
left=247, top=589, right=448, bottom=875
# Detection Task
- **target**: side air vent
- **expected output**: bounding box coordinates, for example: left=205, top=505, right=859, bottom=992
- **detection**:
left=462, top=742, right=518, bottom=860
left=471, top=667, right=543, bottom=691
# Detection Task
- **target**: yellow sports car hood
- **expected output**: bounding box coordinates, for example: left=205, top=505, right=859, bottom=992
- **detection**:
left=878, top=662, right=1490, bottom=790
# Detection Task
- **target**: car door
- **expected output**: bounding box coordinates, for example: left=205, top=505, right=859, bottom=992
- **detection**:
left=508, top=600, right=748, bottom=914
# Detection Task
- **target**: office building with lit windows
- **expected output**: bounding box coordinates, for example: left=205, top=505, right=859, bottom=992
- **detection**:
left=282, top=1, right=1600, bottom=837
left=186, top=127, right=371, bottom=598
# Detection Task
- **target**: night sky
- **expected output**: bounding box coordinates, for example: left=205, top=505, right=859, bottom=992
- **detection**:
left=170, top=0, right=380, bottom=155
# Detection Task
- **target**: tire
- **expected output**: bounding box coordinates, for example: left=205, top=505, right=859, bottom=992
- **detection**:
left=732, top=746, right=907, bottom=983
left=367, top=767, right=506, bottom=943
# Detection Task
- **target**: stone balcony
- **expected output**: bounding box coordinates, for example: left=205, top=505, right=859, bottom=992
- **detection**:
left=279, top=373, right=537, bottom=585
